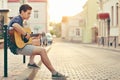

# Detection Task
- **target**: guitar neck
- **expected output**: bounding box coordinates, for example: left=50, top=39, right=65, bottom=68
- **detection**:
left=30, top=33, right=40, bottom=37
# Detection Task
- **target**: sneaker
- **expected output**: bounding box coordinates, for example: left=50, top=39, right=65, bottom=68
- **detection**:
left=52, top=72, right=66, bottom=79
left=27, top=63, right=40, bottom=69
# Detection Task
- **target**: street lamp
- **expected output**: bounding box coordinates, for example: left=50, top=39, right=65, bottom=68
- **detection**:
left=107, top=18, right=110, bottom=47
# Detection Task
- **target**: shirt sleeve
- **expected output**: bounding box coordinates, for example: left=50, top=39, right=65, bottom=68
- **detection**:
left=11, top=17, right=21, bottom=27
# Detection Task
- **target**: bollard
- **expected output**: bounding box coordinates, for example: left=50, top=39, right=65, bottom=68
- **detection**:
left=114, top=36, right=117, bottom=48
left=3, top=25, right=8, bottom=77
left=23, top=55, right=26, bottom=63
left=0, top=9, right=10, bottom=77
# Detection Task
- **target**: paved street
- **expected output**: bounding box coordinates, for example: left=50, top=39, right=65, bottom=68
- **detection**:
left=34, top=42, right=120, bottom=80
left=1, top=41, right=120, bottom=80
left=0, top=49, right=28, bottom=79
left=0, top=46, right=50, bottom=80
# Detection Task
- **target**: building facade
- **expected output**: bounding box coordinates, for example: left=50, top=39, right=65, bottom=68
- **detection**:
left=8, top=0, right=49, bottom=33
left=82, top=0, right=98, bottom=43
left=97, top=0, right=119, bottom=46
left=0, top=0, right=8, bottom=9
left=61, top=15, right=82, bottom=42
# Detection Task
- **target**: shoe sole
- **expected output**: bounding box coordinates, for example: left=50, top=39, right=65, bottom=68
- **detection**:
left=52, top=76, right=67, bottom=79
left=27, top=66, right=40, bottom=69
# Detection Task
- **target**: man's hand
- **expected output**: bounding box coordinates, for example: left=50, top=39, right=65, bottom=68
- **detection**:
left=23, top=33, right=30, bottom=43
left=25, top=33, right=30, bottom=39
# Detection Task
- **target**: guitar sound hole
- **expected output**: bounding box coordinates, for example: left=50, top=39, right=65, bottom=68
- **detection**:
left=21, top=35, right=29, bottom=43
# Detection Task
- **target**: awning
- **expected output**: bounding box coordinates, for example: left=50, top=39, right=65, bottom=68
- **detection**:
left=97, top=13, right=109, bottom=19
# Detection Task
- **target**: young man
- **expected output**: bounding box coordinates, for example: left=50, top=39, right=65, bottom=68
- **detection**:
left=8, top=4, right=65, bottom=78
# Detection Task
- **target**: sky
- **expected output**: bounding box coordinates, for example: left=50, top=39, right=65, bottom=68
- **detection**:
left=49, top=0, right=87, bottom=22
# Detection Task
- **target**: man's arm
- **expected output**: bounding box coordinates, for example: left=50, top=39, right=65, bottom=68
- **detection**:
left=12, top=23, right=30, bottom=39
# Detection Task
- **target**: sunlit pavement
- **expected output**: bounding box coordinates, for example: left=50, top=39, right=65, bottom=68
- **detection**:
left=34, top=42, right=120, bottom=80
left=0, top=49, right=28, bottom=80
left=1, top=39, right=120, bottom=80
left=0, top=46, right=51, bottom=80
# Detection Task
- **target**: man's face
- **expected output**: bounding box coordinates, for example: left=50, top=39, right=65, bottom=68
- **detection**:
left=22, top=10, right=31, bottom=20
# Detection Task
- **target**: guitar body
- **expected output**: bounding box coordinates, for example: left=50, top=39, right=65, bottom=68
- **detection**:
left=14, top=27, right=32, bottom=48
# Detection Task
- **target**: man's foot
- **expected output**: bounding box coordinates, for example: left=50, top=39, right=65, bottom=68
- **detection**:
left=52, top=72, right=66, bottom=79
left=27, top=63, right=40, bottom=69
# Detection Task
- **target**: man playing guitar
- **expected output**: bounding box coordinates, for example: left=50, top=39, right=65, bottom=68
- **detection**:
left=8, top=4, right=65, bottom=78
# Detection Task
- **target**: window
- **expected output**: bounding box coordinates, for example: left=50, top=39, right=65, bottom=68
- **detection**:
left=34, top=10, right=39, bottom=18
left=76, top=29, right=80, bottom=36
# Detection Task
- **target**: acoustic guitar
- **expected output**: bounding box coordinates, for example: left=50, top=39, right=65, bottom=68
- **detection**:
left=14, top=27, right=40, bottom=48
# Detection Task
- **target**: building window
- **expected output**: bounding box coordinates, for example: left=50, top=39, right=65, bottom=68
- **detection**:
left=76, top=28, right=80, bottom=36
left=116, top=3, right=118, bottom=26
left=111, top=6, right=114, bottom=26
left=34, top=10, right=39, bottom=18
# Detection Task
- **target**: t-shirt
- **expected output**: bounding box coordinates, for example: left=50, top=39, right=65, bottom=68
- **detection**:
left=8, top=15, right=23, bottom=28
left=8, top=15, right=23, bottom=54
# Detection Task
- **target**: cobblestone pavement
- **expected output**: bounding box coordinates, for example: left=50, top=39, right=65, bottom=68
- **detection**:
left=34, top=42, right=120, bottom=80
left=0, top=46, right=50, bottom=80
left=1, top=41, right=120, bottom=80
left=0, top=49, right=30, bottom=80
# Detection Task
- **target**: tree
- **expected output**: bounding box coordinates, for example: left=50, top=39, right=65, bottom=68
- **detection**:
left=49, top=22, right=61, bottom=37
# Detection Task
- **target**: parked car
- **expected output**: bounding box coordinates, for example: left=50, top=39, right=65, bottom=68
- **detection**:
left=46, top=33, right=53, bottom=45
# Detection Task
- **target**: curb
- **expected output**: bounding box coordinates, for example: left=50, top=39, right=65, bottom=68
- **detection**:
left=83, top=44, right=120, bottom=52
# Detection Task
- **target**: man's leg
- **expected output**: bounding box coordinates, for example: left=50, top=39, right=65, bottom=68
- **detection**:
left=29, top=46, right=66, bottom=78
left=32, top=47, right=56, bottom=73
left=32, top=47, right=66, bottom=78
left=28, top=55, right=40, bottom=68
left=29, top=55, right=35, bottom=64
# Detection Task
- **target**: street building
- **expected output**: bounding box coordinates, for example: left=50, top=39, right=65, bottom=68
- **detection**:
left=82, top=0, right=98, bottom=43
left=8, top=0, right=49, bottom=33
left=61, top=15, right=82, bottom=42
left=0, top=0, right=7, bottom=9
left=97, top=0, right=119, bottom=47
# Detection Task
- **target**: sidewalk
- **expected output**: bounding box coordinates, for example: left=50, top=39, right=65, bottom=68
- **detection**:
left=82, top=43, right=120, bottom=52
left=0, top=45, right=51, bottom=80
left=60, top=37, right=120, bottom=52
left=33, top=42, right=120, bottom=80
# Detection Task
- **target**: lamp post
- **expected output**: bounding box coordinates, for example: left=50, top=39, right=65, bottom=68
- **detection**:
left=107, top=18, right=110, bottom=47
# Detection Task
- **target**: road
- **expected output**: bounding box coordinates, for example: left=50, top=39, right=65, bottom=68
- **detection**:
left=34, top=42, right=120, bottom=80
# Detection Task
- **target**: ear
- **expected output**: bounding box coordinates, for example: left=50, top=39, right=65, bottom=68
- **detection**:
left=21, top=10, right=25, bottom=14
